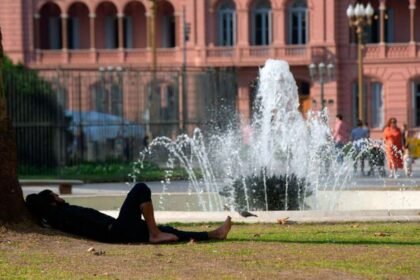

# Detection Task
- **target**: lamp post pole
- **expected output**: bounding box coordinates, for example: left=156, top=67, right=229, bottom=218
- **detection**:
left=309, top=62, right=334, bottom=111
left=347, top=2, right=374, bottom=123
left=182, top=6, right=190, bottom=132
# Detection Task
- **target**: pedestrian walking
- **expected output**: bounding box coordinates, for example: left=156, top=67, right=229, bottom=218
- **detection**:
left=332, top=114, right=350, bottom=163
left=351, top=120, right=369, bottom=175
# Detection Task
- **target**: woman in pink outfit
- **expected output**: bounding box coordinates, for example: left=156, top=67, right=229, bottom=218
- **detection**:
left=383, top=117, right=403, bottom=178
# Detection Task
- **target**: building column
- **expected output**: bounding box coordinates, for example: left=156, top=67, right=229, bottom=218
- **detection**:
left=175, top=12, right=181, bottom=48
left=379, top=0, right=386, bottom=44
left=196, top=0, right=205, bottom=48
left=409, top=0, right=416, bottom=43
left=89, top=13, right=96, bottom=62
left=236, top=8, right=249, bottom=47
left=272, top=7, right=284, bottom=46
left=118, top=13, right=124, bottom=49
left=89, top=13, right=96, bottom=50
left=146, top=12, right=152, bottom=48
left=61, top=13, right=68, bottom=50
left=33, top=13, right=40, bottom=51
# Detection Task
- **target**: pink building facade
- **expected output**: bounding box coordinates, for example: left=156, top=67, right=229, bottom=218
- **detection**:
left=1, top=0, right=420, bottom=138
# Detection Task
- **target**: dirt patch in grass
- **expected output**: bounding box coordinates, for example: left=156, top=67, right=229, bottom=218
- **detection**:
left=1, top=222, right=419, bottom=279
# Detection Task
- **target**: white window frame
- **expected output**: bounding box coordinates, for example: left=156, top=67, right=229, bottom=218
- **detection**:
left=69, top=17, right=80, bottom=49
left=386, top=9, right=394, bottom=43
left=105, top=16, right=117, bottom=49
left=288, top=0, right=308, bottom=45
left=251, top=1, right=272, bottom=46
left=49, top=17, right=61, bottom=49
left=217, top=2, right=236, bottom=46
left=371, top=82, right=384, bottom=128
left=161, top=16, right=170, bottom=48
left=125, top=16, right=133, bottom=48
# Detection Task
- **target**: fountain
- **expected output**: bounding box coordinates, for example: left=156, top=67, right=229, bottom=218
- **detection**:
left=131, top=59, right=419, bottom=212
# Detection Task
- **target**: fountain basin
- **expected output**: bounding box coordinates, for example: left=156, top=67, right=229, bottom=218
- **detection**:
left=64, top=190, right=420, bottom=212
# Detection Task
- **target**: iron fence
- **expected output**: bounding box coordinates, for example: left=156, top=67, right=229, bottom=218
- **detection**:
left=4, top=67, right=237, bottom=175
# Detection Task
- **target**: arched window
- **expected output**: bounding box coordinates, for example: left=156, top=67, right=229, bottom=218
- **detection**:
left=370, top=82, right=384, bottom=128
left=68, top=2, right=90, bottom=49
left=157, top=1, right=176, bottom=48
left=160, top=84, right=178, bottom=121
left=251, top=0, right=271, bottom=46
left=217, top=1, right=236, bottom=46
left=288, top=0, right=308, bottom=45
left=39, top=3, right=62, bottom=49
left=96, top=2, right=118, bottom=49
left=91, top=75, right=122, bottom=116
left=124, top=1, right=147, bottom=48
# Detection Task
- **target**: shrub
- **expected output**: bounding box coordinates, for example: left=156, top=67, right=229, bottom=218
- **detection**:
left=221, top=171, right=309, bottom=211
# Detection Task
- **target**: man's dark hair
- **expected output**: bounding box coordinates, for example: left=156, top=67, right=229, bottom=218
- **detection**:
left=357, top=120, right=363, bottom=127
left=336, top=114, right=343, bottom=120
left=25, top=190, right=55, bottom=223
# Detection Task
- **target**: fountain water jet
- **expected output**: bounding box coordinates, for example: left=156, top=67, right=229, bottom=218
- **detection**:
left=131, top=59, right=414, bottom=211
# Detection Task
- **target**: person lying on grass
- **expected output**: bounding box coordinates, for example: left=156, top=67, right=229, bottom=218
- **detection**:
left=25, top=182, right=232, bottom=244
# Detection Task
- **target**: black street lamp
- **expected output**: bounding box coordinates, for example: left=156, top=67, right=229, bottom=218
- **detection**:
left=309, top=62, right=334, bottom=110
left=347, top=2, right=374, bottom=123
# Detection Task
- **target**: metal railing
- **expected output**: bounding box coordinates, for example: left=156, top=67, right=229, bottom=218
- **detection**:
left=4, top=67, right=237, bottom=175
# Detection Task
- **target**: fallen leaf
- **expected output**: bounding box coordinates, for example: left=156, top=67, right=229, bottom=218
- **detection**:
left=87, top=247, right=95, bottom=252
left=374, top=232, right=391, bottom=237
left=277, top=217, right=290, bottom=225
left=253, top=233, right=261, bottom=238
left=351, top=224, right=360, bottom=228
left=155, top=253, right=164, bottom=257
left=188, top=239, right=196, bottom=245
left=93, top=250, right=106, bottom=256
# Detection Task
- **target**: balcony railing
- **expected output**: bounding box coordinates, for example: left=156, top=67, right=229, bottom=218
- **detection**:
left=206, top=47, right=235, bottom=57
left=386, top=44, right=411, bottom=58
left=32, top=43, right=420, bottom=68
left=68, top=50, right=91, bottom=64
left=124, top=49, right=148, bottom=63
left=343, top=43, right=420, bottom=61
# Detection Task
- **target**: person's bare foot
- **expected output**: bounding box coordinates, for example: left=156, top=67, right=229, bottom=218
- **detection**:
left=149, top=231, right=179, bottom=244
left=208, top=216, right=232, bottom=240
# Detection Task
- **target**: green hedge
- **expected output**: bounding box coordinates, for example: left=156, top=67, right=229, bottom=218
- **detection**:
left=19, top=161, right=190, bottom=182
left=221, top=171, right=310, bottom=211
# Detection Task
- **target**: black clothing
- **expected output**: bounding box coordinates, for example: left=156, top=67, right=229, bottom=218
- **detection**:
left=26, top=183, right=209, bottom=243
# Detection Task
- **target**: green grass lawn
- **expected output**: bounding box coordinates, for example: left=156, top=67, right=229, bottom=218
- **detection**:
left=1, top=222, right=419, bottom=279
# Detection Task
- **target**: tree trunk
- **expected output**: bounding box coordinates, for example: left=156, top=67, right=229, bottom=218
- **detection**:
left=0, top=27, right=27, bottom=223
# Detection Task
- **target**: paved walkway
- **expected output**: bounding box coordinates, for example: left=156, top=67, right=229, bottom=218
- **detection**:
left=100, top=209, right=420, bottom=224
left=20, top=162, right=420, bottom=223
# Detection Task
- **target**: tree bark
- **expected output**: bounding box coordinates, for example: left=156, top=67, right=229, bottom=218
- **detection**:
left=0, top=26, right=27, bottom=223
